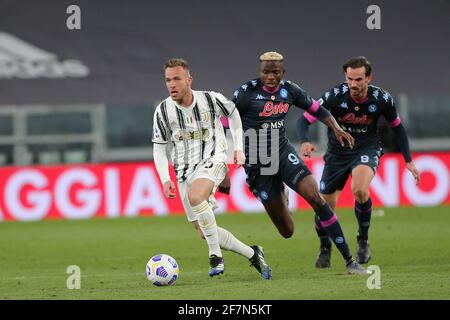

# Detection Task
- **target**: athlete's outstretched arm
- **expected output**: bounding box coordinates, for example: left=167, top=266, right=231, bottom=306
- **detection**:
left=227, top=110, right=245, bottom=167
left=320, top=113, right=354, bottom=149
left=391, top=123, right=420, bottom=185
left=153, top=143, right=176, bottom=198
left=301, top=100, right=354, bottom=149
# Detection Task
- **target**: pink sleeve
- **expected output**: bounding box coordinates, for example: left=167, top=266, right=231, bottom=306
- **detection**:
left=307, top=99, right=320, bottom=113
left=304, top=112, right=318, bottom=124
left=389, top=116, right=401, bottom=127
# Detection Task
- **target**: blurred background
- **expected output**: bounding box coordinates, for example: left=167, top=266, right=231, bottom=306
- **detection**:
left=0, top=0, right=449, bottom=166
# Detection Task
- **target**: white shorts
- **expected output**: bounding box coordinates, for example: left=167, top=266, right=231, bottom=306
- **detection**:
left=178, top=159, right=227, bottom=222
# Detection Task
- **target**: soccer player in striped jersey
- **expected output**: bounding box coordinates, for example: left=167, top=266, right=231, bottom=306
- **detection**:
left=233, top=51, right=369, bottom=274
left=152, top=58, right=271, bottom=279
left=297, top=56, right=420, bottom=267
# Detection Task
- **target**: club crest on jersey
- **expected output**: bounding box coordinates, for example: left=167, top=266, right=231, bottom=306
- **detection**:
left=259, top=101, right=289, bottom=117
left=368, top=104, right=377, bottom=113
left=280, top=88, right=288, bottom=99
left=201, top=112, right=210, bottom=122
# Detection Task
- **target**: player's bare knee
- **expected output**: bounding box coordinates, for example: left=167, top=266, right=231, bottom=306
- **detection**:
left=188, top=192, right=206, bottom=207
left=280, top=225, right=294, bottom=238
left=352, top=188, right=369, bottom=203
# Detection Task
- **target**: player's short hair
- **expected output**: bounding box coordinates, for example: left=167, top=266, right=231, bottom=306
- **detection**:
left=164, top=58, right=190, bottom=71
left=342, top=56, right=372, bottom=76
left=259, top=51, right=284, bottom=62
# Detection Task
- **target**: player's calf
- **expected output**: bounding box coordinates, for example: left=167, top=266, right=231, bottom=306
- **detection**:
left=263, top=197, right=294, bottom=238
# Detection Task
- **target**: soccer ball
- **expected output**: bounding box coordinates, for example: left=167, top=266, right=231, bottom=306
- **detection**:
left=146, top=254, right=179, bottom=286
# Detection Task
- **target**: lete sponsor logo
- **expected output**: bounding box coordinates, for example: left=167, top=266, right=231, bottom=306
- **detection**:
left=258, top=101, right=289, bottom=117
left=0, top=31, right=89, bottom=79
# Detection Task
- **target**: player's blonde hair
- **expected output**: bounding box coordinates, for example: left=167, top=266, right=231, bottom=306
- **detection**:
left=259, top=51, right=284, bottom=62
left=164, top=58, right=190, bottom=71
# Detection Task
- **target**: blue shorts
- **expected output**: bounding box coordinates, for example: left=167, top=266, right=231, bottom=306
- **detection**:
left=319, top=146, right=383, bottom=194
left=244, top=143, right=311, bottom=204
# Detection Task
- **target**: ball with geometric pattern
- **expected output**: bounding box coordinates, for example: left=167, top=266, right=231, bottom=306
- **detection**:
left=146, top=254, right=179, bottom=286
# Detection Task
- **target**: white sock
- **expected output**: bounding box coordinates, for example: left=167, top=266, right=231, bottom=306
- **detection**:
left=192, top=201, right=221, bottom=257
left=218, top=227, right=254, bottom=259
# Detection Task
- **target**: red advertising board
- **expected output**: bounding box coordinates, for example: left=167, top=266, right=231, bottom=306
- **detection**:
left=0, top=152, right=449, bottom=222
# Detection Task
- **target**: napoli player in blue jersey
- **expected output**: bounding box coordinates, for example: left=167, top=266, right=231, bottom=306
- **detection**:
left=297, top=56, right=420, bottom=267
left=231, top=51, right=369, bottom=274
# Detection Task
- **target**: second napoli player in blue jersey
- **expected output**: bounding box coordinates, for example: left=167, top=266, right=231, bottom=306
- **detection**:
left=297, top=57, right=420, bottom=267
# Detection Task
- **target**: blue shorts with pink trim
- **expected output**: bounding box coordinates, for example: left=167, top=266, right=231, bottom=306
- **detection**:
left=319, top=146, right=383, bottom=194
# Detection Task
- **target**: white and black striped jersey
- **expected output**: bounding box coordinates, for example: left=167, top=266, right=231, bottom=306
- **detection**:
left=152, top=90, right=235, bottom=182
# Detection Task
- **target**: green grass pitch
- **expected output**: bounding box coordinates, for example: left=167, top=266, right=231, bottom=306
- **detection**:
left=0, top=206, right=449, bottom=299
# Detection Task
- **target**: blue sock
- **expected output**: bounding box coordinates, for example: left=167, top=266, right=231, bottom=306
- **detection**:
left=355, top=198, right=372, bottom=241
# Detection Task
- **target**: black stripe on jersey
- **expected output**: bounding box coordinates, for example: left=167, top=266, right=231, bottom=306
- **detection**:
left=204, top=92, right=216, bottom=157
left=161, top=101, right=179, bottom=171
left=160, top=101, right=172, bottom=135
left=175, top=107, right=189, bottom=182
left=155, top=113, right=167, bottom=141
left=192, top=104, right=205, bottom=160
left=215, top=98, right=230, bottom=117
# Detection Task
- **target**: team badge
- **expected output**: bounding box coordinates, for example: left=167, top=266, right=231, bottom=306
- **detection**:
left=335, top=237, right=344, bottom=244
left=320, top=181, right=325, bottom=192
left=280, top=88, right=288, bottom=99
left=260, top=191, right=268, bottom=200
left=201, top=112, right=210, bottom=122
left=368, top=104, right=377, bottom=113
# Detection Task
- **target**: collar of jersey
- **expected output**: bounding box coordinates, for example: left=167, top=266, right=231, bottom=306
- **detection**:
left=262, top=85, right=280, bottom=94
